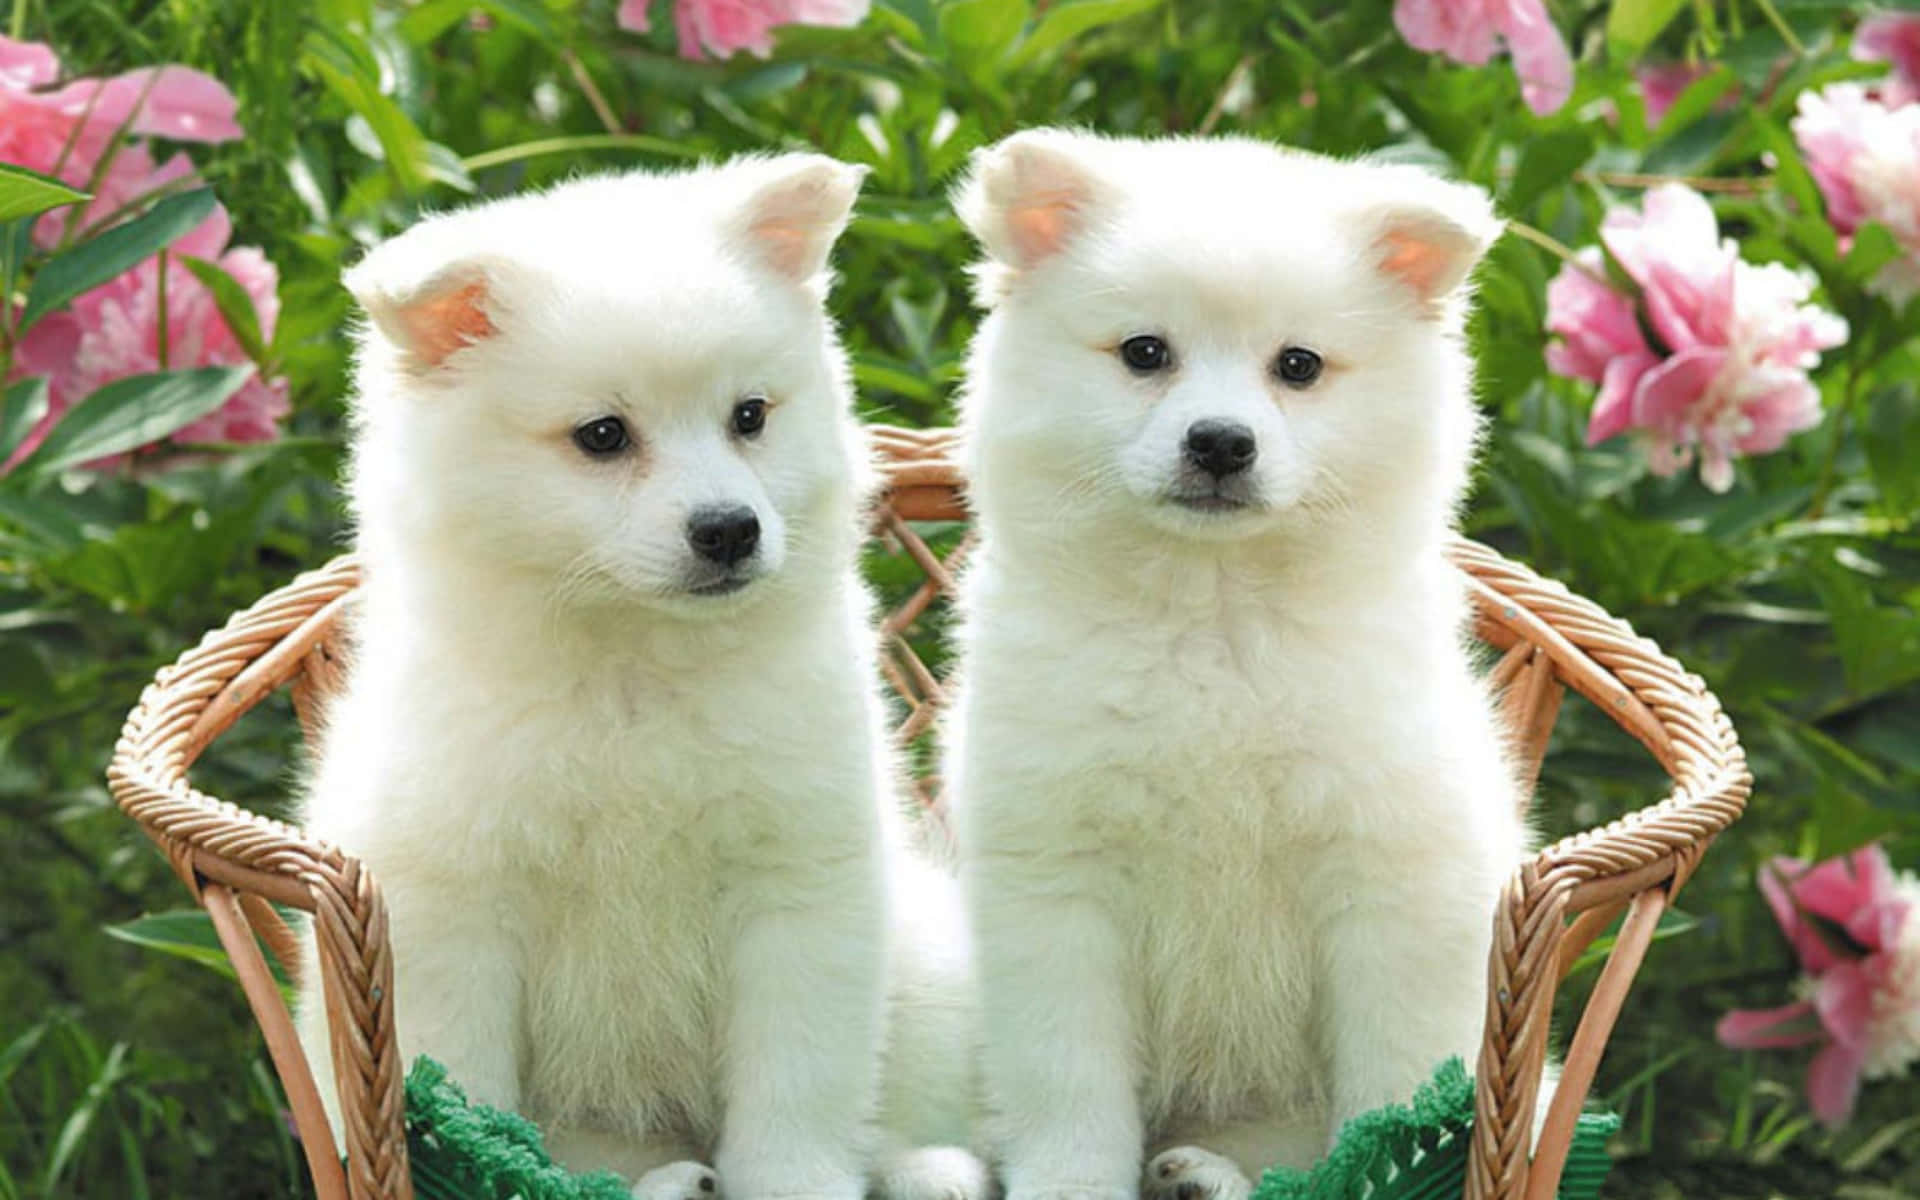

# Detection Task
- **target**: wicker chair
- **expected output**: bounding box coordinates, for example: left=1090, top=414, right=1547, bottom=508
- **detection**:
left=107, top=423, right=1750, bottom=1200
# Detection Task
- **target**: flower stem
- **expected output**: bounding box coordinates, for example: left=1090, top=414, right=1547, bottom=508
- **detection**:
left=1807, top=364, right=1863, bottom=519
left=8, top=0, right=24, bottom=40
left=156, top=250, right=170, bottom=371
left=563, top=49, right=623, bottom=135
left=1506, top=220, right=1582, bottom=265
left=1750, top=0, right=1805, bottom=56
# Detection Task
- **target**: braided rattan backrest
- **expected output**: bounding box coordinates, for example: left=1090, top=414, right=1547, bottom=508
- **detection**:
left=106, top=423, right=1749, bottom=1200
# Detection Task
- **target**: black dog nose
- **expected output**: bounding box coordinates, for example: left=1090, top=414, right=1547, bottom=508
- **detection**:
left=1184, top=419, right=1257, bottom=478
left=686, top=505, right=760, bottom=566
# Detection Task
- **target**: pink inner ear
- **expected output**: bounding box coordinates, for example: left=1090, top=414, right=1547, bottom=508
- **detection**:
left=398, top=280, right=495, bottom=368
left=751, top=217, right=816, bottom=280
left=1379, top=228, right=1456, bottom=301
left=1007, top=189, right=1081, bottom=266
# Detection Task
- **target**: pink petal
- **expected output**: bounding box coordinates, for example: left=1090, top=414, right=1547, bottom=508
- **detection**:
left=1794, top=845, right=1898, bottom=926
left=1604, top=183, right=1723, bottom=289
left=1631, top=346, right=1725, bottom=434
left=1806, top=1041, right=1865, bottom=1128
left=1394, top=0, right=1501, bottom=66
left=44, top=64, right=242, bottom=143
left=1637, top=63, right=1708, bottom=127
left=1716, top=1001, right=1825, bottom=1050
left=1814, top=960, right=1878, bottom=1052
left=1641, top=252, right=1736, bottom=352
left=0, top=33, right=61, bottom=90
left=1792, top=87, right=1873, bottom=233
left=1497, top=0, right=1573, bottom=115
left=1762, top=856, right=1843, bottom=973
left=1855, top=13, right=1920, bottom=107
left=1544, top=255, right=1647, bottom=382
left=1584, top=350, right=1659, bottom=446
left=616, top=0, right=652, bottom=32
left=1734, top=374, right=1824, bottom=455
left=1846, top=898, right=1913, bottom=956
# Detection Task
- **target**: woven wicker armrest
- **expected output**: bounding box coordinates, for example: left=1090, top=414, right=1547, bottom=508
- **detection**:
left=106, top=426, right=1748, bottom=1200
left=1447, top=540, right=1751, bottom=1200
left=106, top=556, right=402, bottom=1200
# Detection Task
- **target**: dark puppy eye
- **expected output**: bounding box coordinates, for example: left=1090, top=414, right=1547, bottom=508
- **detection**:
left=731, top=396, right=768, bottom=438
left=1118, top=335, right=1172, bottom=374
left=572, top=416, right=631, bottom=457
left=1274, top=347, right=1323, bottom=388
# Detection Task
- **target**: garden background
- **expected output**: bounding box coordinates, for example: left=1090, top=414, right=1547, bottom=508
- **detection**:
left=2, top=0, right=1917, bottom=1196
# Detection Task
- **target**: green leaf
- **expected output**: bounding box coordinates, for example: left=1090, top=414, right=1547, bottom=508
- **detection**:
left=180, top=256, right=271, bottom=366
left=0, top=637, right=54, bottom=705
left=1505, top=130, right=1595, bottom=213
left=939, top=0, right=1031, bottom=63
left=106, top=908, right=295, bottom=990
left=1, top=377, right=51, bottom=463
left=1607, top=0, right=1689, bottom=61
left=18, top=366, right=254, bottom=476
left=42, top=1041, right=130, bottom=1194
left=19, top=189, right=216, bottom=332
left=0, top=163, right=88, bottom=224
left=1843, top=221, right=1903, bottom=280
left=104, top=911, right=235, bottom=982
left=1866, top=382, right=1920, bottom=516
left=1011, top=0, right=1163, bottom=65
left=303, top=27, right=432, bottom=193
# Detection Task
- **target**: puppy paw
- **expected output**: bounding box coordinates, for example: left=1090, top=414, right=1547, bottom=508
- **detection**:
left=632, top=1160, right=719, bottom=1200
left=877, top=1147, right=994, bottom=1200
left=1144, top=1147, right=1251, bottom=1200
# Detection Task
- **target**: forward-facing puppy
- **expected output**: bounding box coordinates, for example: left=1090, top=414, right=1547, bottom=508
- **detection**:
left=295, top=155, right=917, bottom=1200
left=945, top=130, right=1529, bottom=1200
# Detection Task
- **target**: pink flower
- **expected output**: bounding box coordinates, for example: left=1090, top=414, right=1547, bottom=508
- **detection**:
left=1, top=35, right=242, bottom=246
left=1543, top=184, right=1846, bottom=491
left=1718, top=846, right=1920, bottom=1127
left=1392, top=0, right=1574, bottom=116
left=7, top=204, right=287, bottom=468
left=1792, top=84, right=1920, bottom=305
left=1855, top=11, right=1920, bottom=108
left=1, top=40, right=282, bottom=469
left=1637, top=63, right=1709, bottom=126
left=1634, top=61, right=1742, bottom=126
left=617, top=0, right=869, bottom=60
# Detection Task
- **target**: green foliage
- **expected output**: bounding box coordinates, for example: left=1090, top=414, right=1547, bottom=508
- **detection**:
left=0, top=165, right=88, bottom=225
left=2, top=0, right=1917, bottom=1197
left=19, top=190, right=217, bottom=332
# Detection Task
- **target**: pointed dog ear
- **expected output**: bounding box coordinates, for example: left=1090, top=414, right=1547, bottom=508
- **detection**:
left=955, top=129, right=1107, bottom=270
left=1357, top=173, right=1503, bottom=315
left=733, top=154, right=867, bottom=283
left=345, top=253, right=510, bottom=372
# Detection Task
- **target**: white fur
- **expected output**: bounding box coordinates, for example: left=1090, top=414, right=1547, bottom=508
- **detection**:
left=292, top=155, right=979, bottom=1200
left=944, top=130, right=1530, bottom=1200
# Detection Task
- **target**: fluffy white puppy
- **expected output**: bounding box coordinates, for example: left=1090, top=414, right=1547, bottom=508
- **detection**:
left=944, top=130, right=1530, bottom=1200
left=294, top=155, right=967, bottom=1200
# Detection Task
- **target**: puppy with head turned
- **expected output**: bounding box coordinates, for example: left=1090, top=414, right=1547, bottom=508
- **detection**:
left=295, top=156, right=981, bottom=1200
left=944, top=130, right=1531, bottom=1200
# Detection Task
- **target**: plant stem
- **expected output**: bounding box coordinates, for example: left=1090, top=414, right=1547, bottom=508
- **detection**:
left=1807, top=364, right=1862, bottom=519
left=563, top=49, right=624, bottom=135
left=1195, top=54, right=1254, bottom=137
left=155, top=250, right=169, bottom=371
left=1750, top=0, right=1805, bottom=55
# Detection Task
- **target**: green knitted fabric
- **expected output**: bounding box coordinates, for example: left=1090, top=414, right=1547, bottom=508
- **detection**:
left=401, top=1055, right=1613, bottom=1200
left=404, top=1057, right=630, bottom=1200
left=1251, top=1059, right=1619, bottom=1200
